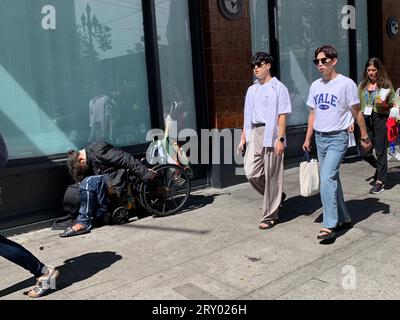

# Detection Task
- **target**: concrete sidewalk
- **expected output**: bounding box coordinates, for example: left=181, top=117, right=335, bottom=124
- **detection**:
left=1, top=159, right=400, bottom=300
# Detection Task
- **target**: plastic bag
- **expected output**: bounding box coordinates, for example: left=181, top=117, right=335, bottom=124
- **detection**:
left=146, top=138, right=189, bottom=166
left=299, top=151, right=320, bottom=197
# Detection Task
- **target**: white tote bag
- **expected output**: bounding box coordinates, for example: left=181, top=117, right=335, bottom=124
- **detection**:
left=299, top=151, right=320, bottom=197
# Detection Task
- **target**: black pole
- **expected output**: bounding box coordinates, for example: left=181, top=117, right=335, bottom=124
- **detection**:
left=367, top=0, right=383, bottom=60
left=268, top=0, right=280, bottom=78
left=348, top=0, right=358, bottom=81
left=142, top=0, right=164, bottom=129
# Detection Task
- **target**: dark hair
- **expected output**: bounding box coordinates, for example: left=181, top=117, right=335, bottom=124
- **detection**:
left=250, top=52, right=274, bottom=65
left=314, top=45, right=338, bottom=59
left=66, top=150, right=88, bottom=182
left=359, top=57, right=392, bottom=91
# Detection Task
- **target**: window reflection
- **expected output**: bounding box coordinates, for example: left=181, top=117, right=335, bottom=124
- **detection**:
left=0, top=0, right=151, bottom=159
left=155, top=0, right=197, bottom=134
left=250, top=0, right=368, bottom=127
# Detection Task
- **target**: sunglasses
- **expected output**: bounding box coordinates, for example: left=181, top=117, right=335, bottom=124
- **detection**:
left=313, top=58, right=331, bottom=65
left=251, top=61, right=266, bottom=69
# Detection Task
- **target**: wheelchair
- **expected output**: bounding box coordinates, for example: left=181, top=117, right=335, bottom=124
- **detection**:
left=109, top=163, right=192, bottom=225
left=110, top=100, right=192, bottom=224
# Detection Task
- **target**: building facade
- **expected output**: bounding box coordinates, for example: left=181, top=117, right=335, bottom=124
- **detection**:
left=0, top=0, right=398, bottom=231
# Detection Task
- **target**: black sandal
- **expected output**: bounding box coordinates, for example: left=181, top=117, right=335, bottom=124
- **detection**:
left=317, top=228, right=336, bottom=240
left=259, top=220, right=279, bottom=230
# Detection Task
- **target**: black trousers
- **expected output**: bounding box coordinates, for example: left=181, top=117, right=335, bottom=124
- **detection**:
left=356, top=112, right=388, bottom=184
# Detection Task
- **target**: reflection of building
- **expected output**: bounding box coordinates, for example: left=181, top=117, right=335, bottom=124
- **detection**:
left=1, top=0, right=399, bottom=231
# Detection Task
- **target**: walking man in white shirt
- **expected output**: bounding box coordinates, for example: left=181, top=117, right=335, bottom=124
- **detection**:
left=302, top=45, right=372, bottom=241
left=238, top=52, right=292, bottom=229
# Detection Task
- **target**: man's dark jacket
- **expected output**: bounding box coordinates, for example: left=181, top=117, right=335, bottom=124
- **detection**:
left=85, top=141, right=151, bottom=196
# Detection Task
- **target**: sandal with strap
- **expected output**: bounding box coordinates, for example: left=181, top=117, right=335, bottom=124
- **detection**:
left=24, top=266, right=59, bottom=298
left=25, top=281, right=49, bottom=298
left=259, top=219, right=279, bottom=230
left=317, top=228, right=336, bottom=240
left=60, top=224, right=90, bottom=237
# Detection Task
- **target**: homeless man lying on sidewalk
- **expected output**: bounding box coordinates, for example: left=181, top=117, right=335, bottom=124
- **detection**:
left=60, top=141, right=157, bottom=237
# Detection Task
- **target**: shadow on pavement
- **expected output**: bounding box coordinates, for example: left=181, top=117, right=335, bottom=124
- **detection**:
left=0, top=277, right=36, bottom=298
left=172, top=193, right=217, bottom=214
left=116, top=223, right=210, bottom=235
left=312, top=197, right=390, bottom=244
left=56, top=251, right=122, bottom=290
left=383, top=171, right=400, bottom=191
left=346, top=197, right=390, bottom=223
left=314, top=197, right=391, bottom=226
left=58, top=194, right=219, bottom=234
left=136, top=193, right=221, bottom=220
left=0, top=251, right=122, bottom=298
left=279, top=193, right=322, bottom=223
left=279, top=193, right=390, bottom=245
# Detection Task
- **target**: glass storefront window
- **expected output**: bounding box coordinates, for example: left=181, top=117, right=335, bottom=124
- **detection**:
left=154, top=0, right=197, bottom=134
left=277, top=0, right=350, bottom=127
left=250, top=0, right=369, bottom=127
left=250, top=0, right=270, bottom=53
left=0, top=0, right=151, bottom=159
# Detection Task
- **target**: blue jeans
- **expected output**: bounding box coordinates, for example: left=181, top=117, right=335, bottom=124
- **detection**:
left=0, top=234, right=45, bottom=277
left=76, top=175, right=109, bottom=229
left=315, top=130, right=351, bottom=229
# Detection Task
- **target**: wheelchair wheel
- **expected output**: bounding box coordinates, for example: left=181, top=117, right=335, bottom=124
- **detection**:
left=140, top=164, right=191, bottom=217
left=111, top=206, right=130, bottom=224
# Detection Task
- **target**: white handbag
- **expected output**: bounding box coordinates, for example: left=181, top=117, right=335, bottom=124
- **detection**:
left=299, top=151, right=320, bottom=197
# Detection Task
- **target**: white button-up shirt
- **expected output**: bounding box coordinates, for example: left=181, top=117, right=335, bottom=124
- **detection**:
left=243, top=77, right=292, bottom=147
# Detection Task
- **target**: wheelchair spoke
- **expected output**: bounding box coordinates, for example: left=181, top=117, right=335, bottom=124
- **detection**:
left=167, top=197, right=179, bottom=209
left=167, top=189, right=188, bottom=199
left=140, top=164, right=191, bottom=216
left=165, top=172, right=176, bottom=188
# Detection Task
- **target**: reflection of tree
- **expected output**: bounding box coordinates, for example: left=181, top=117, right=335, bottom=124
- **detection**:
left=77, top=3, right=112, bottom=60
left=126, top=42, right=145, bottom=55
left=302, top=16, right=314, bottom=49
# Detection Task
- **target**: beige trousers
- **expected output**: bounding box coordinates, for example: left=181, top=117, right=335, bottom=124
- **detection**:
left=244, top=126, right=284, bottom=223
